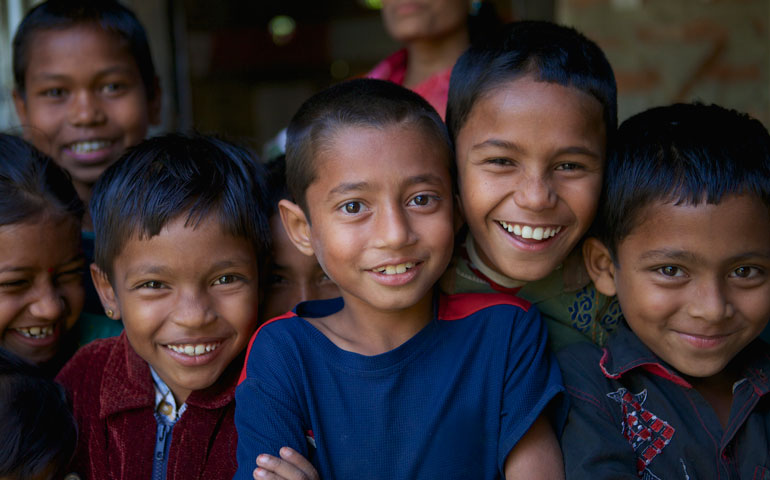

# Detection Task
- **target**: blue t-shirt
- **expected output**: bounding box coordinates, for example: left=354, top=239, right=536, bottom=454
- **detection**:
left=235, top=293, right=565, bottom=480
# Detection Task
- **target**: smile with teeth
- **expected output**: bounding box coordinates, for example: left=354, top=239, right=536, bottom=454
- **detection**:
left=166, top=342, right=221, bottom=357
left=68, top=140, right=113, bottom=153
left=499, top=221, right=562, bottom=240
left=372, top=262, right=416, bottom=275
left=14, top=325, right=55, bottom=339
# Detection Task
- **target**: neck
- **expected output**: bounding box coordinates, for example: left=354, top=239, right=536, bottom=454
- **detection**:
left=685, top=365, right=741, bottom=429
left=318, top=290, right=435, bottom=356
left=403, top=28, right=468, bottom=88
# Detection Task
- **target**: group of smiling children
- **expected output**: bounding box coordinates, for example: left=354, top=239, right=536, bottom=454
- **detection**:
left=0, top=1, right=768, bottom=479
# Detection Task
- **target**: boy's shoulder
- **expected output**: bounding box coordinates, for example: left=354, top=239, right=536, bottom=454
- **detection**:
left=56, top=333, right=154, bottom=413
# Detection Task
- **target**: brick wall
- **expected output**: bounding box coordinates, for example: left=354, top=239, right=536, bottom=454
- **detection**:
left=557, top=0, right=770, bottom=126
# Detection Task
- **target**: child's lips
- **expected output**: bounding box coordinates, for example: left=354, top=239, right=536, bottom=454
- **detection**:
left=162, top=338, right=226, bottom=366
left=10, top=323, right=60, bottom=347
left=676, top=331, right=731, bottom=349
left=62, top=139, right=117, bottom=164
left=367, top=260, right=423, bottom=286
left=497, top=220, right=564, bottom=244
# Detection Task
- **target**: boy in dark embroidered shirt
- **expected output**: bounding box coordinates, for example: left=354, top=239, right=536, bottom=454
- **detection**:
left=56, top=134, right=270, bottom=480
left=235, top=79, right=566, bottom=480
left=559, top=103, right=770, bottom=478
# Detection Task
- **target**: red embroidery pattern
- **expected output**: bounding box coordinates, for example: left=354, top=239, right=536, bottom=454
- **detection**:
left=608, top=388, right=675, bottom=477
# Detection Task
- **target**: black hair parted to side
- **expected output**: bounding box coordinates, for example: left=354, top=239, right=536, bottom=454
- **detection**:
left=0, top=133, right=84, bottom=227
left=446, top=20, right=617, bottom=143
left=90, top=133, right=271, bottom=277
left=0, top=348, right=77, bottom=480
left=285, top=78, right=454, bottom=217
left=13, top=0, right=157, bottom=100
left=595, top=102, right=770, bottom=260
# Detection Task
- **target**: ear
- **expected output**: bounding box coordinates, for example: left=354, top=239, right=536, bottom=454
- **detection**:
left=12, top=90, right=28, bottom=125
left=278, top=199, right=315, bottom=257
left=148, top=77, right=162, bottom=126
left=90, top=263, right=122, bottom=320
left=582, top=237, right=617, bottom=297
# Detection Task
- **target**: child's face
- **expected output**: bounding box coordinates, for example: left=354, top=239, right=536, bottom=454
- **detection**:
left=14, top=25, right=160, bottom=197
left=261, top=213, right=340, bottom=322
left=93, top=214, right=259, bottom=403
left=455, top=75, right=605, bottom=282
left=0, top=216, right=84, bottom=365
left=592, top=195, right=770, bottom=379
left=381, top=0, right=468, bottom=43
left=282, top=124, right=454, bottom=316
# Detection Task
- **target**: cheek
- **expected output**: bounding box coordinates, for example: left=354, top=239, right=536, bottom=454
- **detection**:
left=112, top=98, right=151, bottom=142
left=560, top=181, right=601, bottom=226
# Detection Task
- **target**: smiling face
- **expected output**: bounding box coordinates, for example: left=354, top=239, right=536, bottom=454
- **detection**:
left=593, top=195, right=770, bottom=379
left=93, top=214, right=260, bottom=403
left=260, top=213, right=340, bottom=322
left=455, top=75, right=606, bottom=282
left=0, top=215, right=84, bottom=365
left=381, top=0, right=468, bottom=44
left=14, top=24, right=159, bottom=201
left=283, top=123, right=454, bottom=319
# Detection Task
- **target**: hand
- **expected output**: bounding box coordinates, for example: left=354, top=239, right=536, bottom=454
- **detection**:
left=253, top=447, right=319, bottom=480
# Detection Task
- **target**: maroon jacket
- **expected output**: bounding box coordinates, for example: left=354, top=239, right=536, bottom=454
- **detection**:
left=56, top=333, right=240, bottom=480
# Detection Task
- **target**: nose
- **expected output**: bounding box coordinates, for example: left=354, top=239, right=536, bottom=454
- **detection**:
left=513, top=174, right=557, bottom=212
left=170, top=289, right=217, bottom=329
left=29, top=282, right=66, bottom=321
left=373, top=203, right=417, bottom=249
left=687, top=277, right=734, bottom=323
left=69, top=90, right=106, bottom=126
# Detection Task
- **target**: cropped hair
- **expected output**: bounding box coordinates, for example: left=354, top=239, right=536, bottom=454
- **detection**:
left=285, top=78, right=454, bottom=217
left=0, top=348, right=77, bottom=480
left=265, top=155, right=291, bottom=216
left=0, top=133, right=84, bottom=227
left=595, top=102, right=770, bottom=260
left=446, top=20, right=617, bottom=143
left=90, top=133, right=271, bottom=278
left=13, top=0, right=157, bottom=100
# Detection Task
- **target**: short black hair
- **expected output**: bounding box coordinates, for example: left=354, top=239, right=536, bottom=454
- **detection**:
left=13, top=0, right=157, bottom=100
left=265, top=154, right=290, bottom=216
left=0, top=133, right=84, bottom=227
left=0, top=347, right=77, bottom=480
left=90, top=133, right=271, bottom=278
left=285, top=78, right=453, bottom=217
left=595, top=102, right=770, bottom=259
left=446, top=20, right=617, bottom=144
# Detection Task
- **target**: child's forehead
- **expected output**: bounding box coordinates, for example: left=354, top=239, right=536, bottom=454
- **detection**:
left=26, top=23, right=134, bottom=69
left=620, top=195, right=770, bottom=258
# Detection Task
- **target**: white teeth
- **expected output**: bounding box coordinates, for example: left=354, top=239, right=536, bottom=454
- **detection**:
left=14, top=325, right=54, bottom=339
left=167, top=342, right=220, bottom=357
left=69, top=140, right=112, bottom=153
left=373, top=262, right=415, bottom=275
left=498, top=222, right=562, bottom=241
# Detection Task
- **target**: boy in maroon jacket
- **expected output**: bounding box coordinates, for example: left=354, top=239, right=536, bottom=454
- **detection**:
left=56, top=134, right=270, bottom=480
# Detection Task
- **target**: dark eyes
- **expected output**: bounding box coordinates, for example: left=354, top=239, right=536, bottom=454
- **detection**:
left=139, top=280, right=164, bottom=289
left=657, top=266, right=682, bottom=277
left=410, top=195, right=431, bottom=206
left=342, top=202, right=361, bottom=214
left=213, top=275, right=238, bottom=285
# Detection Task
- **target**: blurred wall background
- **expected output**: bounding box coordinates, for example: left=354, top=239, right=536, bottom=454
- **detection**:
left=1, top=0, right=768, bottom=155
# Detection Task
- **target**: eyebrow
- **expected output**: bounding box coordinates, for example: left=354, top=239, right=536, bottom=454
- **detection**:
left=327, top=174, right=446, bottom=198
left=0, top=254, right=84, bottom=275
left=30, top=66, right=136, bottom=82
left=471, top=138, right=601, bottom=159
left=639, top=249, right=770, bottom=263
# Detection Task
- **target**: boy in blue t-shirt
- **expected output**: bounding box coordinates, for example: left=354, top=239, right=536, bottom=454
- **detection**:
left=559, top=103, right=770, bottom=478
left=235, top=79, right=566, bottom=480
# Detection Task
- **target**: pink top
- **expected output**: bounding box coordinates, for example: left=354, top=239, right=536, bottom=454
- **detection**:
left=366, top=49, right=452, bottom=119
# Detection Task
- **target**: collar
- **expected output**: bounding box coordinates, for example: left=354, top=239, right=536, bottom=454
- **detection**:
left=465, top=236, right=525, bottom=289
left=600, top=323, right=770, bottom=395
left=100, top=333, right=239, bottom=419
left=151, top=367, right=187, bottom=422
